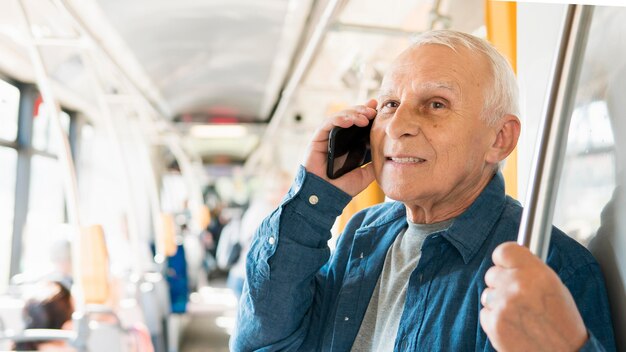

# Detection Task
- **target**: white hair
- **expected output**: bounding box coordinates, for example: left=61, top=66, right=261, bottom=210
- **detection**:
left=410, top=30, right=520, bottom=126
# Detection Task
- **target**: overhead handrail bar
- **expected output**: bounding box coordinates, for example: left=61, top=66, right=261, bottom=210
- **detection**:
left=47, top=0, right=179, bottom=265
left=244, top=0, right=349, bottom=173
left=329, top=22, right=419, bottom=37
left=517, top=5, right=594, bottom=261
left=245, top=0, right=448, bottom=173
left=51, top=0, right=208, bottom=245
left=52, top=0, right=172, bottom=119
left=78, top=50, right=145, bottom=275
left=164, top=136, right=205, bottom=209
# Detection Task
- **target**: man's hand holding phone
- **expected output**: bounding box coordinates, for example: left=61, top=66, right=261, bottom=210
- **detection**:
left=303, top=99, right=377, bottom=197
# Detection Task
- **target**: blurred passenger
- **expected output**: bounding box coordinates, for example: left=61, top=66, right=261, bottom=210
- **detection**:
left=203, top=204, right=226, bottom=258
left=180, top=199, right=192, bottom=224
left=202, top=204, right=228, bottom=279
left=166, top=227, right=189, bottom=314
left=215, top=210, right=243, bottom=276
left=14, top=281, right=74, bottom=351
left=48, top=239, right=73, bottom=289
left=227, top=172, right=290, bottom=299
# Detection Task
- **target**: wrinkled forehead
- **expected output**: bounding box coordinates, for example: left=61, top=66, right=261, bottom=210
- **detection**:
left=379, top=44, right=487, bottom=95
left=377, top=80, right=460, bottom=99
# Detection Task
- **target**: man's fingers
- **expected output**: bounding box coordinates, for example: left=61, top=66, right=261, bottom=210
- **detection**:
left=484, top=265, right=507, bottom=288
left=329, top=111, right=369, bottom=128
left=354, top=102, right=377, bottom=117
left=309, top=114, right=363, bottom=143
left=492, top=242, right=539, bottom=269
left=311, top=102, right=377, bottom=143
left=366, top=98, right=378, bottom=110
left=480, top=287, right=496, bottom=308
left=479, top=306, right=496, bottom=334
left=331, top=102, right=376, bottom=122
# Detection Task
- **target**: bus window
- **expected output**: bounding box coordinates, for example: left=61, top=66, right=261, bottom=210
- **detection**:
left=554, top=102, right=616, bottom=244
left=0, top=147, right=17, bottom=292
left=0, top=79, right=19, bottom=142
left=21, top=155, right=65, bottom=278
left=552, top=5, right=626, bottom=246
left=32, top=100, right=71, bottom=154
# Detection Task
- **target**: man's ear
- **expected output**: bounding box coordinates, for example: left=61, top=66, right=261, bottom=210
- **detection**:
left=486, top=114, right=521, bottom=164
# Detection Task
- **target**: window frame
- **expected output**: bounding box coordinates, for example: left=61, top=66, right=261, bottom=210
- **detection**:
left=0, top=76, right=21, bottom=146
left=7, top=81, right=79, bottom=280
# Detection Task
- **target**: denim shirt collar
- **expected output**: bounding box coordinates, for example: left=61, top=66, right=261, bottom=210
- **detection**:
left=443, top=172, right=507, bottom=264
left=367, top=172, right=507, bottom=264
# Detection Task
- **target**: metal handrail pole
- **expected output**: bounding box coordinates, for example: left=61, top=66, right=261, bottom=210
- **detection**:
left=244, top=0, right=349, bottom=173
left=79, top=51, right=145, bottom=275
left=52, top=0, right=172, bottom=118
left=14, top=0, right=85, bottom=310
left=330, top=22, right=418, bottom=37
left=517, top=5, right=594, bottom=261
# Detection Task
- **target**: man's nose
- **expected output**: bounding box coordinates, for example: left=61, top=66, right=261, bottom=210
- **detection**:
left=385, top=105, right=420, bottom=139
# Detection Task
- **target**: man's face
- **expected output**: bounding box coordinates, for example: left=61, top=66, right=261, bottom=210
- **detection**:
left=371, top=44, right=498, bottom=217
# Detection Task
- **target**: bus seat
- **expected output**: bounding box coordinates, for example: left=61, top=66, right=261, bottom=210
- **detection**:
left=0, top=305, right=135, bottom=352
left=87, top=322, right=132, bottom=352
left=81, top=225, right=110, bottom=305
left=193, top=205, right=211, bottom=232
left=158, top=214, right=178, bottom=258
left=0, top=296, right=24, bottom=350
left=0, top=295, right=24, bottom=331
left=137, top=272, right=170, bottom=352
left=82, top=305, right=134, bottom=352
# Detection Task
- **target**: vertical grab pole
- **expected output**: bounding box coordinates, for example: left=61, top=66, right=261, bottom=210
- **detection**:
left=517, top=5, right=594, bottom=261
left=14, top=0, right=85, bottom=307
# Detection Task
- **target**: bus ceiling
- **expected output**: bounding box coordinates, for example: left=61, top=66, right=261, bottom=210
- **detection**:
left=0, top=0, right=484, bottom=167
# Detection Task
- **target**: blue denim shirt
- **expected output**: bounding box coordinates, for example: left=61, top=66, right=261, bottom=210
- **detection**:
left=232, top=167, right=615, bottom=351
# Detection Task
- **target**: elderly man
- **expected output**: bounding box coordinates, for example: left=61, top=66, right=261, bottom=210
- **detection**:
left=231, top=30, right=615, bottom=351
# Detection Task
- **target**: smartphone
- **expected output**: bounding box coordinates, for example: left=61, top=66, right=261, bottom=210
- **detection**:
left=326, top=119, right=373, bottom=179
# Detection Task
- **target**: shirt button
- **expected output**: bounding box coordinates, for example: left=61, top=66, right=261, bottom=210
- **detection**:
left=344, top=316, right=349, bottom=321
left=308, top=195, right=319, bottom=205
left=359, top=252, right=364, bottom=259
left=268, top=236, right=276, bottom=245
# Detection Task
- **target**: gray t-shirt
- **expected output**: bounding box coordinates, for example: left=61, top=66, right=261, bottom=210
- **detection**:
left=350, top=218, right=453, bottom=352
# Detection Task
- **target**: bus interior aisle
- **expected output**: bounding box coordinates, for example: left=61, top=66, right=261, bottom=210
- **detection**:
left=179, top=280, right=235, bottom=352
left=2, top=0, right=626, bottom=351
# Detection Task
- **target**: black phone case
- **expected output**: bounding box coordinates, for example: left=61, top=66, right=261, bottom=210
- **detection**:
left=326, top=122, right=372, bottom=179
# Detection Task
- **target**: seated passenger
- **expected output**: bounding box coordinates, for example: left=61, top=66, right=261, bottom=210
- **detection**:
left=14, top=281, right=74, bottom=351
left=231, top=30, right=616, bottom=351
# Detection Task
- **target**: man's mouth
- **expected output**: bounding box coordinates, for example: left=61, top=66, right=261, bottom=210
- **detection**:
left=387, top=156, right=426, bottom=163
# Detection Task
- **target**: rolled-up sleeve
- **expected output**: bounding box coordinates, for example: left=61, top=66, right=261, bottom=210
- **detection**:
left=231, top=166, right=351, bottom=352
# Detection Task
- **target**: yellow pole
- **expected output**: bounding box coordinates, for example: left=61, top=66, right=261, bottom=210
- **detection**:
left=485, top=0, right=518, bottom=199
left=337, top=180, right=385, bottom=233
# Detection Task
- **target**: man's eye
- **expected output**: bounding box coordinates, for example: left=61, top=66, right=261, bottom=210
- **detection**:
left=431, top=101, right=445, bottom=109
left=383, top=101, right=399, bottom=109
